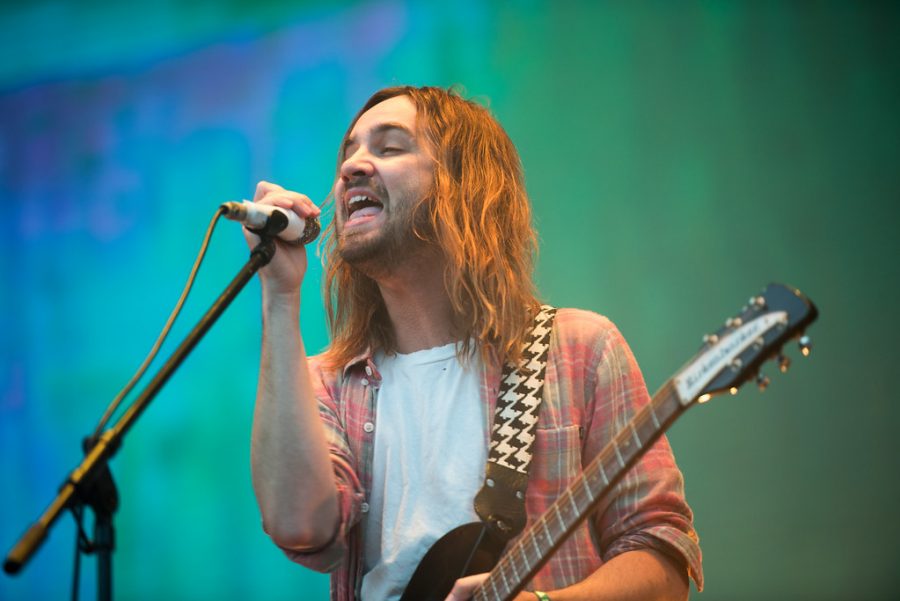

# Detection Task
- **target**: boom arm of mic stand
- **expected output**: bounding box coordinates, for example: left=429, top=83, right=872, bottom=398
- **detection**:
left=4, top=235, right=278, bottom=576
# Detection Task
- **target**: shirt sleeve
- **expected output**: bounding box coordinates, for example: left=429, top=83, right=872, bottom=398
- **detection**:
left=584, top=318, right=704, bottom=590
left=274, top=355, right=366, bottom=573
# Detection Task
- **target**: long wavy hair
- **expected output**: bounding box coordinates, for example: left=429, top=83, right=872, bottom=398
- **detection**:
left=321, top=86, right=540, bottom=368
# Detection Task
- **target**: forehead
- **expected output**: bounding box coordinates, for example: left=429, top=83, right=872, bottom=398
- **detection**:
left=349, top=95, right=418, bottom=139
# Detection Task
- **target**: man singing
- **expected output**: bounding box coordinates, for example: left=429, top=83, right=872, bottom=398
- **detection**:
left=246, top=86, right=702, bottom=600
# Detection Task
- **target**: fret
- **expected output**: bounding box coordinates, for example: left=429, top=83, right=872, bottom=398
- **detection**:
left=613, top=441, right=625, bottom=467
left=553, top=503, right=566, bottom=532
left=531, top=531, right=542, bottom=558
left=660, top=387, right=679, bottom=417
left=541, top=516, right=553, bottom=542
left=474, top=583, right=488, bottom=601
left=581, top=474, right=595, bottom=501
left=568, top=488, right=579, bottom=515
left=489, top=573, right=501, bottom=601
left=637, top=411, right=659, bottom=447
left=499, top=561, right=511, bottom=595
left=508, top=552, right=521, bottom=583
left=630, top=421, right=642, bottom=448
left=519, top=541, right=533, bottom=573
left=556, top=499, right=566, bottom=523
left=598, top=459, right=609, bottom=484
left=649, top=401, right=661, bottom=429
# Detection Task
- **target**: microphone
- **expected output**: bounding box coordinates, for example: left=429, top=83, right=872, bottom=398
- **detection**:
left=221, top=200, right=320, bottom=245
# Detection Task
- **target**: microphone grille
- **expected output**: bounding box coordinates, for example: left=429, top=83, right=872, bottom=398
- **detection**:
left=299, top=216, right=321, bottom=245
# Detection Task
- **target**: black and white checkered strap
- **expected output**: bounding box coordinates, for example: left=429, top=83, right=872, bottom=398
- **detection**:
left=489, top=304, right=557, bottom=473
left=474, top=304, right=556, bottom=540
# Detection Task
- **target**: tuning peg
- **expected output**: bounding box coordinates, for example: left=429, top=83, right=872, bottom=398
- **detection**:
left=777, top=354, right=792, bottom=373
left=703, top=333, right=719, bottom=345
left=798, top=335, right=812, bottom=357
left=749, top=295, right=767, bottom=309
left=725, top=317, right=743, bottom=328
left=756, top=373, right=771, bottom=392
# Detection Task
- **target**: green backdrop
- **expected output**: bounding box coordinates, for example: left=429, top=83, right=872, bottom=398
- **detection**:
left=1, top=2, right=897, bottom=600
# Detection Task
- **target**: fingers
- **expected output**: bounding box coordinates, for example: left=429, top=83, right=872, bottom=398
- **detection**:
left=253, top=180, right=322, bottom=220
left=443, top=573, right=490, bottom=601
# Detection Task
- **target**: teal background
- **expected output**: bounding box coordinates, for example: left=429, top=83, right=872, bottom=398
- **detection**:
left=1, top=1, right=897, bottom=600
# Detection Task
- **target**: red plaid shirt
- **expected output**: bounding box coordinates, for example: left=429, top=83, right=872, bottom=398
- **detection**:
left=278, top=308, right=703, bottom=599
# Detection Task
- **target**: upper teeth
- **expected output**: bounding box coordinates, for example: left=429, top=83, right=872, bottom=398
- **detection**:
left=349, top=195, right=371, bottom=205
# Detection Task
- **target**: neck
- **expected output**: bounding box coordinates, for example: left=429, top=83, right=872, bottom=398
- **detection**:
left=373, top=248, right=457, bottom=354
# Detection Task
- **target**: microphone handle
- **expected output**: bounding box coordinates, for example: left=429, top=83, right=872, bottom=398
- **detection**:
left=222, top=200, right=320, bottom=245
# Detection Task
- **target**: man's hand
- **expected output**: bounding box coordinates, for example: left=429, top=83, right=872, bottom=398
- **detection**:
left=442, top=549, right=688, bottom=601
left=443, top=573, right=533, bottom=601
left=242, top=181, right=321, bottom=297
left=444, top=573, right=487, bottom=601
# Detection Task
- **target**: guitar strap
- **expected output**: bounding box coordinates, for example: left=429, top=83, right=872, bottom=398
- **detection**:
left=474, top=304, right=557, bottom=542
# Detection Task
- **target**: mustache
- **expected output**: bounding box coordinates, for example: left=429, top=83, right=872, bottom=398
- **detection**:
left=342, top=177, right=389, bottom=201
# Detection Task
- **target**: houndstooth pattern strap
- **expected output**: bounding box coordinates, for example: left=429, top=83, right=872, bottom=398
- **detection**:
left=488, top=305, right=557, bottom=474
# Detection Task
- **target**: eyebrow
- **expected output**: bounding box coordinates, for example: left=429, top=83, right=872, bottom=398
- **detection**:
left=342, top=122, right=415, bottom=156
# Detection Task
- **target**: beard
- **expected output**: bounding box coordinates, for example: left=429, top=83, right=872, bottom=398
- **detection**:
left=337, top=198, right=433, bottom=278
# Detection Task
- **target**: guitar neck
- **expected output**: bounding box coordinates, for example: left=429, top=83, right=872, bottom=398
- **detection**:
left=474, top=380, right=689, bottom=601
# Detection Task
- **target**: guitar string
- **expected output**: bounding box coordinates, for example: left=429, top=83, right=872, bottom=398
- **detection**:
left=475, top=381, right=681, bottom=600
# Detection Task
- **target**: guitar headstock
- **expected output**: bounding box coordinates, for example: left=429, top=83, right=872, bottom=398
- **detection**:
left=673, top=283, right=819, bottom=406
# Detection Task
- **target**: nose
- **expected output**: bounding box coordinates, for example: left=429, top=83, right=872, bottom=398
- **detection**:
left=339, top=146, right=375, bottom=181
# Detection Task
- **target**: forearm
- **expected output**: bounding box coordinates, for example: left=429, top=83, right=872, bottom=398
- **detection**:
left=250, top=290, right=339, bottom=550
left=532, top=549, right=688, bottom=601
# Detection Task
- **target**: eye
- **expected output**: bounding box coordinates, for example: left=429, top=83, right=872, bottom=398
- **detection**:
left=382, top=146, right=403, bottom=154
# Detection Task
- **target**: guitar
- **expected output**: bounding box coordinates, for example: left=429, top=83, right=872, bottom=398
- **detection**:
left=401, top=283, right=818, bottom=601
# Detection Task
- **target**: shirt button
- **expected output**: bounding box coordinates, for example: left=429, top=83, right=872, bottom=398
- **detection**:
left=363, top=422, right=375, bottom=433
left=361, top=378, right=369, bottom=386
left=360, top=502, right=370, bottom=513
left=365, top=366, right=373, bottom=376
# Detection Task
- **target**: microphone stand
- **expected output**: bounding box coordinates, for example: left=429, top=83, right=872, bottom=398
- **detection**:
left=4, top=215, right=285, bottom=600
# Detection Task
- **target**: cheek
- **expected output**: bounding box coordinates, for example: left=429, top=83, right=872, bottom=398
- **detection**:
left=412, top=161, right=434, bottom=196
left=332, top=181, right=347, bottom=211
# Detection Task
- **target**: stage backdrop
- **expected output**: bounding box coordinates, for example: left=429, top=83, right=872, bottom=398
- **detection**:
left=2, top=2, right=897, bottom=600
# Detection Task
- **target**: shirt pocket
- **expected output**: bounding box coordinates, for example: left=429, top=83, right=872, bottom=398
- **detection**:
left=529, top=425, right=583, bottom=501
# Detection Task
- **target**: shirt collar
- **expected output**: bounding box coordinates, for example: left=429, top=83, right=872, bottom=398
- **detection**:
left=341, top=346, right=381, bottom=382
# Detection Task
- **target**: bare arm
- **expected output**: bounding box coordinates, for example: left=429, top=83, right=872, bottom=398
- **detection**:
left=530, top=549, right=688, bottom=601
left=446, top=549, right=688, bottom=601
left=246, top=181, right=338, bottom=550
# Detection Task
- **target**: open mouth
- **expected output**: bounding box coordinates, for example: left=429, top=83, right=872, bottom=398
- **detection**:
left=347, top=194, right=384, bottom=222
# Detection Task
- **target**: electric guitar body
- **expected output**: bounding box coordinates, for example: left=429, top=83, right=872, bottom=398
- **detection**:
left=400, top=523, right=504, bottom=601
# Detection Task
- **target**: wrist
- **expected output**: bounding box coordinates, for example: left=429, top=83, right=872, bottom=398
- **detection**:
left=262, top=287, right=301, bottom=313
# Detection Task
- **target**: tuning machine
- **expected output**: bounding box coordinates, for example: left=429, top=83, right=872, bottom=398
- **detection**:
left=777, top=354, right=792, bottom=373
left=798, top=335, right=812, bottom=357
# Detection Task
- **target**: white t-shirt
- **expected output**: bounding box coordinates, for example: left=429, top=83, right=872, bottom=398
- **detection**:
left=361, top=342, right=487, bottom=601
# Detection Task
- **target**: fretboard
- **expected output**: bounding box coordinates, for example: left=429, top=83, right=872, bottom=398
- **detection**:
left=473, top=380, right=688, bottom=601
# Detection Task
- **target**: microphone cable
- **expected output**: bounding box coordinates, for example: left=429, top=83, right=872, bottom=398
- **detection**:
left=90, top=206, right=227, bottom=439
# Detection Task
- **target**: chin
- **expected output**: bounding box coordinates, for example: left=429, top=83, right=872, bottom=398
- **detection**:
left=338, top=234, right=388, bottom=265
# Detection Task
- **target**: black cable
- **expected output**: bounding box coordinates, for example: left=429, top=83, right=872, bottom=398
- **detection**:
left=71, top=505, right=83, bottom=601
left=90, top=207, right=226, bottom=439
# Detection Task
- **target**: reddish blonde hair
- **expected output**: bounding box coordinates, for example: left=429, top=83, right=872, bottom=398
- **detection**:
left=321, top=86, right=540, bottom=367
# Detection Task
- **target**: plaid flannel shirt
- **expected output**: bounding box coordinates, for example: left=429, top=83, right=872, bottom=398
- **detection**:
left=277, top=308, right=703, bottom=599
